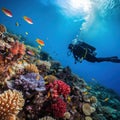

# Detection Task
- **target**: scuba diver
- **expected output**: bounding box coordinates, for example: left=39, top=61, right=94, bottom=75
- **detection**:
left=68, top=40, right=120, bottom=64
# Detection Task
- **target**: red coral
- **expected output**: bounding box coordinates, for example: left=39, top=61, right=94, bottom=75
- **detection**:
left=46, top=80, right=70, bottom=99
left=55, top=80, right=71, bottom=97
left=51, top=98, right=66, bottom=118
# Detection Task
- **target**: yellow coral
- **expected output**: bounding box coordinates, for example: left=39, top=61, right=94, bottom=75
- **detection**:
left=25, top=64, right=39, bottom=73
left=82, top=103, right=95, bottom=116
left=0, top=90, right=24, bottom=120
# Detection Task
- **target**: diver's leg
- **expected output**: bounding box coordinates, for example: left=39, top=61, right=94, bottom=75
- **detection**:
left=97, top=57, right=120, bottom=63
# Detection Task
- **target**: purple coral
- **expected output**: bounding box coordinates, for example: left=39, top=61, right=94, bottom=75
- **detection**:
left=14, top=73, right=46, bottom=94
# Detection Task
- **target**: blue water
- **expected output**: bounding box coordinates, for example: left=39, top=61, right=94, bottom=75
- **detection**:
left=0, top=0, right=120, bottom=95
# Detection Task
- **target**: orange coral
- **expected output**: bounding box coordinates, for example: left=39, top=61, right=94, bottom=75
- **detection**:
left=10, top=41, right=26, bottom=56
left=25, top=64, right=39, bottom=73
left=10, top=41, right=19, bottom=55
left=0, top=90, right=25, bottom=120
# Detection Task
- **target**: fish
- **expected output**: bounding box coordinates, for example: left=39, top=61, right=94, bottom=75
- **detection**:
left=67, top=96, right=71, bottom=103
left=23, top=16, right=33, bottom=24
left=25, top=32, right=28, bottom=35
left=38, top=45, right=42, bottom=49
left=104, top=98, right=109, bottom=102
left=47, top=91, right=51, bottom=98
left=26, top=50, right=35, bottom=56
left=15, top=22, right=19, bottom=26
left=85, top=86, right=91, bottom=90
left=82, top=91, right=89, bottom=95
left=36, top=39, right=45, bottom=46
left=2, top=8, right=13, bottom=17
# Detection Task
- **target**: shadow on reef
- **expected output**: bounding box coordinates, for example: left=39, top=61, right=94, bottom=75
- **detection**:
left=0, top=24, right=120, bottom=120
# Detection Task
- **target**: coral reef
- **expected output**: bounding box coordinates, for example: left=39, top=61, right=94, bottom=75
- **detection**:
left=82, top=103, right=96, bottom=115
left=46, top=80, right=70, bottom=99
left=25, top=64, right=39, bottom=73
left=50, top=97, right=67, bottom=118
left=10, top=41, right=26, bottom=58
left=0, top=24, right=120, bottom=120
left=0, top=90, right=24, bottom=120
left=39, top=116, right=55, bottom=120
left=44, top=75, right=57, bottom=83
left=0, top=24, right=6, bottom=34
left=14, top=73, right=46, bottom=96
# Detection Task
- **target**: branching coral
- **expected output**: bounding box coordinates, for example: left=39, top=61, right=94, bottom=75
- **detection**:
left=25, top=64, right=39, bottom=73
left=0, top=90, right=24, bottom=120
left=49, top=98, right=66, bottom=118
left=46, top=80, right=71, bottom=99
left=14, top=73, right=46, bottom=95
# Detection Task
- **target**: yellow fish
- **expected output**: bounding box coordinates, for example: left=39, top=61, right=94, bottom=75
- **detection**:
left=47, top=91, right=51, bottom=98
left=45, top=81, right=48, bottom=84
left=104, top=98, right=109, bottom=102
left=86, top=86, right=91, bottom=90
left=83, top=91, right=89, bottom=95
left=67, top=96, right=71, bottom=103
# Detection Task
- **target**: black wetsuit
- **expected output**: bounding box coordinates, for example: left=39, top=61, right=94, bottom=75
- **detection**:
left=68, top=41, right=120, bottom=63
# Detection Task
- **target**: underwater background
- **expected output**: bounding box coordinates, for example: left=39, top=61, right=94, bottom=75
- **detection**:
left=0, top=0, right=120, bottom=120
left=0, top=0, right=120, bottom=95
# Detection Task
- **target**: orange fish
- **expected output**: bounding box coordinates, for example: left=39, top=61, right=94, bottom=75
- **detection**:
left=2, top=8, right=13, bottom=17
left=36, top=39, right=45, bottom=46
left=23, top=16, right=33, bottom=24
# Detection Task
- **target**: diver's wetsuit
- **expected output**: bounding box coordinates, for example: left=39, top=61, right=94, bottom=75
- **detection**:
left=68, top=41, right=120, bottom=63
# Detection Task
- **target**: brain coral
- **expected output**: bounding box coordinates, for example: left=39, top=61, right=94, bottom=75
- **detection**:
left=0, top=90, right=24, bottom=120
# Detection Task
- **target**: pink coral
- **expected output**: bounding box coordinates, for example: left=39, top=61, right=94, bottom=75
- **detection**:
left=51, top=98, right=66, bottom=118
